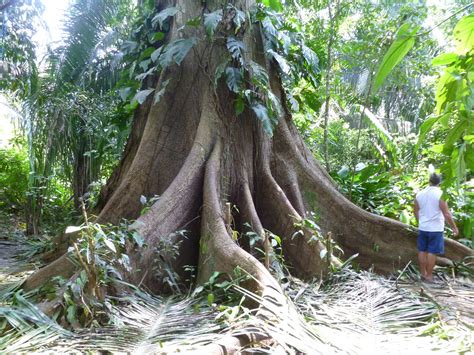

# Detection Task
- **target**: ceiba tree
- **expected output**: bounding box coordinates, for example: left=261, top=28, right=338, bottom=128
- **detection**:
left=25, top=0, right=470, bottom=310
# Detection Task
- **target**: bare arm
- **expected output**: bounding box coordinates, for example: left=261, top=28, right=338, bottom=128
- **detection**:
left=439, top=200, right=459, bottom=236
left=414, top=199, right=420, bottom=223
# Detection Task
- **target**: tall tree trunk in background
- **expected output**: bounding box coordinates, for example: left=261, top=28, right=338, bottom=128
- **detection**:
left=25, top=0, right=471, bottom=300
left=322, top=0, right=340, bottom=173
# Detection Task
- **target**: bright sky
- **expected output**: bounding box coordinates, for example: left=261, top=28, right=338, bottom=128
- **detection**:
left=32, top=0, right=72, bottom=60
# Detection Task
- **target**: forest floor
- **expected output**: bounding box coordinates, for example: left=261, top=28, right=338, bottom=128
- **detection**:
left=0, top=209, right=473, bottom=354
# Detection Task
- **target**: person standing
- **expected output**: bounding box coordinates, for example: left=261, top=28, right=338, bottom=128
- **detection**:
left=414, top=173, right=459, bottom=282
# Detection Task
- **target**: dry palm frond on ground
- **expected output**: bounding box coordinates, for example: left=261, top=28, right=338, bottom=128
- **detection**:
left=1, top=236, right=472, bottom=354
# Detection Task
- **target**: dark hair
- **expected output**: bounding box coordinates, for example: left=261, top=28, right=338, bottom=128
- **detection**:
left=429, top=173, right=441, bottom=186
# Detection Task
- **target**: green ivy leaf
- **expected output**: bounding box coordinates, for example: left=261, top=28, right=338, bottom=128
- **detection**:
left=267, top=49, right=291, bottom=74
left=154, top=79, right=170, bottom=105
left=133, top=89, right=155, bottom=104
left=251, top=103, right=273, bottom=135
left=214, top=59, right=230, bottom=87
left=159, top=37, right=198, bottom=68
left=132, top=231, right=144, bottom=248
left=248, top=61, right=269, bottom=87
left=227, top=37, right=245, bottom=65
left=151, top=47, right=163, bottom=63
left=232, top=9, right=246, bottom=31
left=261, top=17, right=278, bottom=46
left=204, top=10, right=223, bottom=36
left=225, top=67, right=243, bottom=93
left=152, top=6, right=179, bottom=28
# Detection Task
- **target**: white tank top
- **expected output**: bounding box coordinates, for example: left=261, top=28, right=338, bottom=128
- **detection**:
left=416, top=186, right=444, bottom=232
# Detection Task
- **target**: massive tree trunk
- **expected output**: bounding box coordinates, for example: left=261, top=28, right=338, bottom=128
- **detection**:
left=25, top=0, right=471, bottom=304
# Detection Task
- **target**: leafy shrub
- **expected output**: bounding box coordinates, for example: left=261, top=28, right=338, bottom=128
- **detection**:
left=335, top=162, right=417, bottom=225
left=0, top=143, right=29, bottom=210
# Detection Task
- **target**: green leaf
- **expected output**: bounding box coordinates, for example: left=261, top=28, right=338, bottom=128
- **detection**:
left=430, top=144, right=444, bottom=153
left=272, top=234, right=282, bottom=246
left=154, top=79, right=170, bottom=105
left=207, top=293, right=215, bottom=305
left=267, top=91, right=283, bottom=119
left=432, top=53, right=459, bottom=66
left=435, top=71, right=462, bottom=114
left=444, top=118, right=468, bottom=152
left=118, top=87, right=131, bottom=102
left=133, top=89, right=155, bottom=104
left=204, top=10, right=223, bottom=36
left=454, top=14, right=474, bottom=54
left=319, top=249, right=328, bottom=260
left=151, top=32, right=165, bottom=42
left=159, top=37, right=198, bottom=68
left=358, top=105, right=397, bottom=163
left=140, top=47, right=155, bottom=60
left=214, top=59, right=230, bottom=87
left=225, top=67, right=243, bottom=93
left=235, top=96, right=245, bottom=116
left=438, top=112, right=450, bottom=128
left=152, top=7, right=179, bottom=28
left=302, top=45, right=319, bottom=73
left=103, top=238, right=117, bottom=253
left=132, top=231, right=144, bottom=248
left=251, top=103, right=273, bottom=135
left=151, top=47, right=163, bottom=62
left=373, top=23, right=418, bottom=93
left=337, top=165, right=350, bottom=178
left=135, top=66, right=156, bottom=81
left=415, top=116, right=440, bottom=151
left=66, top=305, right=77, bottom=324
left=262, top=17, right=278, bottom=46
left=248, top=61, right=269, bottom=87
left=261, top=0, right=283, bottom=11
left=399, top=210, right=410, bottom=224
left=268, top=49, right=291, bottom=74
left=139, top=59, right=151, bottom=71
left=227, top=37, right=245, bottom=65
left=232, top=9, right=246, bottom=31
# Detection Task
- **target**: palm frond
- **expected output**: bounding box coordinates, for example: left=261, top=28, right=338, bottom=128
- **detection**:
left=55, top=0, right=133, bottom=90
left=1, top=266, right=472, bottom=354
left=281, top=270, right=469, bottom=354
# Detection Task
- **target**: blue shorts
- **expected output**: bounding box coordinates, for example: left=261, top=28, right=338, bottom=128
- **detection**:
left=417, top=230, right=444, bottom=254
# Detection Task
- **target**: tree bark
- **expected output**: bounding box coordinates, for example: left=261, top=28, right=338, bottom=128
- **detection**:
left=25, top=0, right=471, bottom=307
